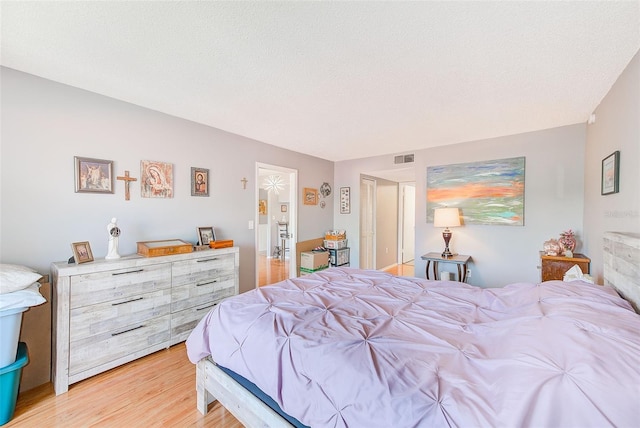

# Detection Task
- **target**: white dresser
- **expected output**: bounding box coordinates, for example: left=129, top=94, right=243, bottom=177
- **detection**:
left=51, top=247, right=239, bottom=395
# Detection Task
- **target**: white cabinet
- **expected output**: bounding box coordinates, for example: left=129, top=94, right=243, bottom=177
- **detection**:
left=51, top=247, right=238, bottom=395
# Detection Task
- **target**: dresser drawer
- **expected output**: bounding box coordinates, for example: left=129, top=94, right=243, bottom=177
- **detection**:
left=70, top=263, right=171, bottom=309
left=69, top=314, right=170, bottom=376
left=172, top=253, right=235, bottom=288
left=70, top=289, right=172, bottom=341
left=171, top=274, right=235, bottom=312
left=170, top=300, right=220, bottom=344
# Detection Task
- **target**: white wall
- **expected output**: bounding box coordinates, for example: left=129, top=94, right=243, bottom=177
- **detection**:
left=584, top=50, right=640, bottom=283
left=0, top=67, right=334, bottom=293
left=335, top=124, right=586, bottom=287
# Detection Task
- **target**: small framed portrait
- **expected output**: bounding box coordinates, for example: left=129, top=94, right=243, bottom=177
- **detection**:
left=74, top=156, right=114, bottom=193
left=191, top=167, right=209, bottom=197
left=281, top=204, right=287, bottom=213
left=258, top=199, right=267, bottom=215
left=601, top=151, right=620, bottom=195
left=197, top=227, right=216, bottom=245
left=303, top=187, right=318, bottom=205
left=71, top=241, right=94, bottom=264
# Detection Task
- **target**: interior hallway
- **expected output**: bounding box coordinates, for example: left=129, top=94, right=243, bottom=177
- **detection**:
left=259, top=253, right=415, bottom=287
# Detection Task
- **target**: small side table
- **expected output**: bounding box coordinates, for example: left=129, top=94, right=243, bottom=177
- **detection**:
left=540, top=252, right=590, bottom=281
left=421, top=252, right=472, bottom=282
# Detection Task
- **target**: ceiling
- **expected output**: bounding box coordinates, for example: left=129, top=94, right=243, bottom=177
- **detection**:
left=2, top=2, right=638, bottom=162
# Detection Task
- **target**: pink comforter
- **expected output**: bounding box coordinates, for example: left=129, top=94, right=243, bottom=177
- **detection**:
left=186, top=267, right=640, bottom=427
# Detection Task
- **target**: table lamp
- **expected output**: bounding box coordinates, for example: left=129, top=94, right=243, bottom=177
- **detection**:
left=434, top=207, right=461, bottom=258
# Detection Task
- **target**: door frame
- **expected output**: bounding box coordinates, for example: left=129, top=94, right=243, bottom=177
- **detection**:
left=398, top=182, right=416, bottom=264
left=359, top=177, right=376, bottom=269
left=255, top=162, right=298, bottom=289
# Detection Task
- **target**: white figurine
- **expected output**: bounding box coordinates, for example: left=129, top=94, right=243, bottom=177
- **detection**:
left=105, top=217, right=121, bottom=260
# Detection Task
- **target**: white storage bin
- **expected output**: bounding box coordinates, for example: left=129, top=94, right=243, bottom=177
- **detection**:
left=323, top=239, right=348, bottom=249
left=0, top=307, right=27, bottom=367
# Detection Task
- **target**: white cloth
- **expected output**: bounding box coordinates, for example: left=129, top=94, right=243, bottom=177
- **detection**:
left=0, top=282, right=46, bottom=310
left=563, top=264, right=594, bottom=283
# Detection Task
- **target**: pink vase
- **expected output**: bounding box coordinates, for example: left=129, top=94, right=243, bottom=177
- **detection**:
left=559, top=234, right=576, bottom=253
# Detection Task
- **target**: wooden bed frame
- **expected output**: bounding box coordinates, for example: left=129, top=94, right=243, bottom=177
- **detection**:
left=196, top=357, right=294, bottom=427
left=195, top=232, right=640, bottom=426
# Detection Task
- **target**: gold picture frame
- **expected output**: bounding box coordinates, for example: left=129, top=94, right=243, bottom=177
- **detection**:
left=303, top=188, right=318, bottom=205
left=71, top=241, right=94, bottom=264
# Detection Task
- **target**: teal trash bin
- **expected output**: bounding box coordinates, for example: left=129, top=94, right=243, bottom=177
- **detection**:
left=0, top=342, right=28, bottom=426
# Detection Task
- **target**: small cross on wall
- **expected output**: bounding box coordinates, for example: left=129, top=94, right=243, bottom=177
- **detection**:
left=117, top=171, right=137, bottom=201
left=241, top=177, right=248, bottom=190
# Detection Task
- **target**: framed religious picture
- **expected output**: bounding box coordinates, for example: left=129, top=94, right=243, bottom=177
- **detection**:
left=71, top=241, right=94, bottom=264
left=340, top=187, right=351, bottom=214
left=197, top=227, right=216, bottom=245
left=303, top=187, right=318, bottom=205
left=601, top=151, right=620, bottom=195
left=141, top=160, right=173, bottom=198
left=74, top=156, right=114, bottom=193
left=191, top=167, right=209, bottom=197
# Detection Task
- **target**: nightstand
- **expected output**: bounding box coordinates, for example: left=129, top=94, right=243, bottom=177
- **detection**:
left=540, top=252, right=590, bottom=281
left=421, top=252, right=472, bottom=282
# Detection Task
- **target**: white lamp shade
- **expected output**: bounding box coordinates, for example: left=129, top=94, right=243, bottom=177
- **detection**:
left=434, top=207, right=461, bottom=228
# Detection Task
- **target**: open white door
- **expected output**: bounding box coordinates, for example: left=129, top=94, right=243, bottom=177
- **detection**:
left=256, top=163, right=298, bottom=289
left=360, top=177, right=376, bottom=269
left=400, top=183, right=415, bottom=263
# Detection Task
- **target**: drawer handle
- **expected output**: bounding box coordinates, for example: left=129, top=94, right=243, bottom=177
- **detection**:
left=112, top=269, right=144, bottom=276
left=197, top=303, right=218, bottom=311
left=111, top=325, right=145, bottom=336
left=197, top=258, right=219, bottom=263
left=196, top=279, right=219, bottom=287
left=112, top=297, right=143, bottom=306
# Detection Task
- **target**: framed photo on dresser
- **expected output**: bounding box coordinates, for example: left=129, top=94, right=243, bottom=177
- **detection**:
left=197, top=227, right=216, bottom=245
left=71, top=241, right=94, bottom=264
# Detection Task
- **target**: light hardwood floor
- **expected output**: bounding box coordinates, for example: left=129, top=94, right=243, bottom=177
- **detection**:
left=7, top=343, right=242, bottom=427
left=8, top=262, right=415, bottom=427
left=258, top=254, right=289, bottom=286
left=383, top=262, right=415, bottom=277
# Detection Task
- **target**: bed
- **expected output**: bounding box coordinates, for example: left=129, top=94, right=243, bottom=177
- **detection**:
left=186, top=232, right=640, bottom=427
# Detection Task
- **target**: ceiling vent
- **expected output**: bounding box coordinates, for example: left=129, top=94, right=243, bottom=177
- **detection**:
left=394, top=154, right=415, bottom=164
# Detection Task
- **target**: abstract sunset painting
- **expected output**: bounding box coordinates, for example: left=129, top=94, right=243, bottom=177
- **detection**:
left=427, top=157, right=525, bottom=225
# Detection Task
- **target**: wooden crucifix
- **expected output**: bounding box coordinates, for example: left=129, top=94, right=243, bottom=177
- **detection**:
left=241, top=177, right=248, bottom=190
left=117, top=171, right=137, bottom=201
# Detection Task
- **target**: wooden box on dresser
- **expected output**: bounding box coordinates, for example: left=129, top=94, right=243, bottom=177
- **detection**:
left=51, top=247, right=239, bottom=395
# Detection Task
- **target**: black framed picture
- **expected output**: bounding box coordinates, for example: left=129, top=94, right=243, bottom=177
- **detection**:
left=197, top=227, right=216, bottom=245
left=340, top=187, right=351, bottom=214
left=601, top=151, right=620, bottom=195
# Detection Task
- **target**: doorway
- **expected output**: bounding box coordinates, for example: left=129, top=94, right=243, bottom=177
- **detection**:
left=360, top=177, right=376, bottom=269
left=256, top=163, right=298, bottom=288
left=360, top=168, right=416, bottom=272
left=399, top=183, right=416, bottom=264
